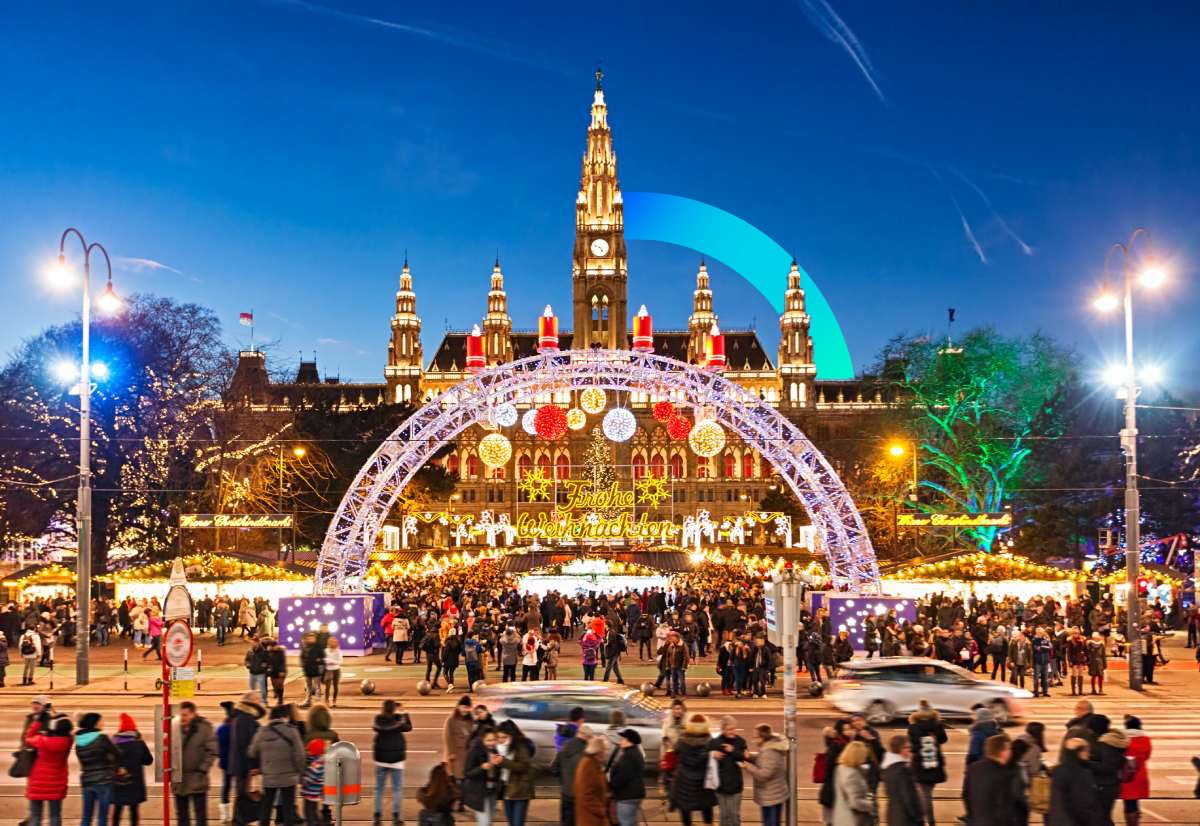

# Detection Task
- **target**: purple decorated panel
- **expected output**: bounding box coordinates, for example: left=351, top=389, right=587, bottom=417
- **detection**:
left=826, top=594, right=917, bottom=653
left=277, top=594, right=384, bottom=656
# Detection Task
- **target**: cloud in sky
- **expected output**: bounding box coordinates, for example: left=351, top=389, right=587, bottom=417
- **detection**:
left=798, top=0, right=886, bottom=105
left=115, top=256, right=182, bottom=275
left=948, top=167, right=1034, bottom=257
left=317, top=337, right=345, bottom=346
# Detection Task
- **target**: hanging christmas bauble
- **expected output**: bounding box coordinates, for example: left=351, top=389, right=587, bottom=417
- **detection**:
left=521, top=409, right=538, bottom=436
left=652, top=400, right=675, bottom=422
left=688, top=420, right=726, bottom=458
left=534, top=405, right=569, bottom=440
left=493, top=402, right=518, bottom=428
left=566, top=407, right=587, bottom=431
left=602, top=408, right=636, bottom=443
left=477, top=433, right=512, bottom=468
left=579, top=387, right=607, bottom=415
left=667, top=414, right=693, bottom=440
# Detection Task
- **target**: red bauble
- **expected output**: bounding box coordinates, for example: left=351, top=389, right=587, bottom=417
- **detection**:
left=666, top=414, right=693, bottom=440
left=534, top=405, right=569, bottom=440
left=652, top=400, right=675, bottom=422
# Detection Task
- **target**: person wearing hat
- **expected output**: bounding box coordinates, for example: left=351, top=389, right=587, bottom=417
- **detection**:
left=113, top=712, right=154, bottom=826
left=247, top=705, right=307, bottom=826
left=670, top=714, right=717, bottom=823
left=172, top=702, right=215, bottom=826
left=443, top=694, right=475, bottom=805
left=607, top=729, right=646, bottom=826
left=229, top=691, right=267, bottom=826
left=75, top=711, right=119, bottom=826
left=24, top=714, right=73, bottom=826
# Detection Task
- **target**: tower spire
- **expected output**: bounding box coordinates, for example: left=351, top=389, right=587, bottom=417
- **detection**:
left=595, top=65, right=603, bottom=91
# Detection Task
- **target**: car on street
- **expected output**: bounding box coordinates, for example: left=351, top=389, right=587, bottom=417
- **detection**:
left=825, top=657, right=1033, bottom=724
left=478, top=681, right=668, bottom=768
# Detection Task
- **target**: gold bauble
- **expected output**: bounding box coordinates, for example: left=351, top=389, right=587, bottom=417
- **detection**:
left=478, top=433, right=513, bottom=468
left=580, top=387, right=607, bottom=414
left=566, top=407, right=587, bottom=430
left=688, top=420, right=726, bottom=458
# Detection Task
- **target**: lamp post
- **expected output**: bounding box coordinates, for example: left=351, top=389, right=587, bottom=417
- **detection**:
left=887, top=441, right=918, bottom=552
left=1092, top=227, right=1165, bottom=691
left=52, top=228, right=121, bottom=686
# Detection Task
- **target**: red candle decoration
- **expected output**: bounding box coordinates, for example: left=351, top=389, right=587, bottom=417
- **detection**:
left=537, top=305, right=559, bottom=353
left=465, top=324, right=485, bottom=373
left=667, top=414, right=693, bottom=440
left=534, top=404, right=569, bottom=440
left=632, top=304, right=654, bottom=352
left=652, top=400, right=675, bottom=422
left=706, top=322, right=726, bottom=371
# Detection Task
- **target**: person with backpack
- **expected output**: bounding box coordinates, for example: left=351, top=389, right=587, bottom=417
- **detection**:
left=417, top=764, right=458, bottom=826
left=373, top=699, right=413, bottom=826
left=113, top=713, right=154, bottom=826
left=73, top=711, right=120, bottom=826
left=245, top=636, right=270, bottom=705
left=19, top=627, right=40, bottom=685
left=602, top=627, right=626, bottom=684
left=247, top=705, right=307, bottom=826
left=463, top=632, right=483, bottom=689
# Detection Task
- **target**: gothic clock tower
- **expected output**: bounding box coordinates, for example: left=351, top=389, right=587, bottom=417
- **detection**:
left=572, top=68, right=629, bottom=350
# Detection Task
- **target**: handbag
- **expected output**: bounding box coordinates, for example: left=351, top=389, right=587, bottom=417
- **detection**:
left=9, top=747, right=34, bottom=779
left=1028, top=772, right=1051, bottom=814
left=811, top=751, right=827, bottom=783
left=659, top=750, right=677, bottom=773
left=704, top=753, right=720, bottom=790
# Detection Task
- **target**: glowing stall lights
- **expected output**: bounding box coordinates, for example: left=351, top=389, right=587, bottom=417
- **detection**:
left=652, top=400, right=675, bottom=423
left=580, top=387, right=606, bottom=415
left=667, top=414, right=693, bottom=440
left=477, top=433, right=513, bottom=467
left=602, top=408, right=636, bottom=443
left=689, top=419, right=726, bottom=457
left=521, top=409, right=538, bottom=436
left=534, top=405, right=569, bottom=440
left=537, top=305, right=559, bottom=353
left=566, top=407, right=587, bottom=430
left=493, top=402, right=518, bottom=428
left=466, top=325, right=485, bottom=373
left=632, top=304, right=654, bottom=352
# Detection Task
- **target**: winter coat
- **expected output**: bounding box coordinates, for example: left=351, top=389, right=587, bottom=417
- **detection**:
left=670, top=733, right=717, bottom=812
left=227, top=701, right=265, bottom=779
left=881, top=753, right=922, bottom=826
left=580, top=632, right=601, bottom=665
left=745, top=735, right=789, bottom=807
left=461, top=741, right=501, bottom=812
left=1091, top=729, right=1129, bottom=796
left=708, top=734, right=747, bottom=795
left=819, top=734, right=850, bottom=809
left=300, top=641, right=325, bottom=678
left=1087, top=641, right=1107, bottom=677
left=442, top=712, right=475, bottom=778
left=304, top=704, right=339, bottom=748
left=499, top=632, right=522, bottom=666
left=573, top=754, right=610, bottom=826
left=608, top=745, right=646, bottom=801
left=373, top=712, right=412, bottom=765
left=499, top=739, right=536, bottom=801
left=114, top=731, right=154, bottom=804
left=966, top=720, right=1001, bottom=764
left=833, top=764, right=876, bottom=826
left=247, top=720, right=306, bottom=788
left=963, top=758, right=1016, bottom=826
left=74, top=728, right=119, bottom=786
left=1048, top=751, right=1103, bottom=826
left=25, top=722, right=72, bottom=801
left=906, top=708, right=948, bottom=785
left=550, top=736, right=587, bottom=799
left=1119, top=730, right=1151, bottom=801
left=171, top=716, right=215, bottom=796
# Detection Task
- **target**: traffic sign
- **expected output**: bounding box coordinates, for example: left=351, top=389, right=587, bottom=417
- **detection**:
left=164, top=620, right=194, bottom=668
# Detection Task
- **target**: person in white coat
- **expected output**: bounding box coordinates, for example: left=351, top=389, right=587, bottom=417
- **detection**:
left=833, top=741, right=876, bottom=826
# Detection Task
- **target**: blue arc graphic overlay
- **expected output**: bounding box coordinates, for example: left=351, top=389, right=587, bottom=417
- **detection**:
left=623, top=191, right=853, bottom=379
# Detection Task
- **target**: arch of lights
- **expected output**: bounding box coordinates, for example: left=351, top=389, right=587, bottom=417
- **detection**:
left=315, top=349, right=880, bottom=595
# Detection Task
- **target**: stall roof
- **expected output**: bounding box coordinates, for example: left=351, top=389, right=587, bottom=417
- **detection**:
left=883, top=551, right=1088, bottom=582
left=496, top=551, right=693, bottom=574
left=100, top=552, right=311, bottom=583
left=2, top=562, right=76, bottom=590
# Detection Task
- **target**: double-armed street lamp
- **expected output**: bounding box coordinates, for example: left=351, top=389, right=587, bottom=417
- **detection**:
left=47, top=228, right=123, bottom=686
left=1090, top=227, right=1167, bottom=691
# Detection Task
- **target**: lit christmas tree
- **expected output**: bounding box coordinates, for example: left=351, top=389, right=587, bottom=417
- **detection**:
left=583, top=426, right=618, bottom=515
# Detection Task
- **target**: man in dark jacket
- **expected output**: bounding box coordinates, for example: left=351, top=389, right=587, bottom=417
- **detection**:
left=906, top=701, right=948, bottom=826
left=708, top=715, right=747, bottom=826
left=883, top=735, right=922, bottom=826
left=373, top=699, right=413, bottom=826
left=228, top=691, right=266, bottom=826
left=75, top=711, right=119, bottom=826
left=1087, top=717, right=1128, bottom=826
left=550, top=723, right=590, bottom=826
left=247, top=705, right=306, bottom=826
left=963, top=734, right=1015, bottom=826
left=609, top=729, right=647, bottom=824
left=299, top=632, right=324, bottom=708
left=173, top=701, right=218, bottom=826
left=1050, top=739, right=1104, bottom=826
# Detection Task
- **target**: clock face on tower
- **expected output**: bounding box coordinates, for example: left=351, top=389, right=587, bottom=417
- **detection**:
left=589, top=238, right=610, bottom=257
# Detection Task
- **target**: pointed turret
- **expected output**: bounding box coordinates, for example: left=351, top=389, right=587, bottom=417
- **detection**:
left=386, top=257, right=423, bottom=404
left=777, top=259, right=815, bottom=409
left=687, top=260, right=718, bottom=363
left=483, top=257, right=513, bottom=363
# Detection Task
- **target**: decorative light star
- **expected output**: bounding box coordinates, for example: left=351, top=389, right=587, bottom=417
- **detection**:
left=635, top=473, right=669, bottom=508
left=518, top=466, right=552, bottom=501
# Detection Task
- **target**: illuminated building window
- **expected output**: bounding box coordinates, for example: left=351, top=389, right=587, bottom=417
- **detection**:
left=555, top=454, right=571, bottom=480
left=723, top=452, right=736, bottom=478
left=518, top=454, right=533, bottom=477
left=632, top=454, right=646, bottom=479
left=467, top=455, right=481, bottom=479
left=670, top=453, right=684, bottom=479
left=651, top=452, right=666, bottom=477
left=742, top=453, right=755, bottom=479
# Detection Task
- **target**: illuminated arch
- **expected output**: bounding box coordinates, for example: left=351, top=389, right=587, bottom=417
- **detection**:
left=315, top=350, right=878, bottom=594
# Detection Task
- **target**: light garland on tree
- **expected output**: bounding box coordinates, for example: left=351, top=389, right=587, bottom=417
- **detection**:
left=579, top=387, right=606, bottom=415
left=688, top=420, right=726, bottom=457
left=566, top=407, right=587, bottom=430
left=667, top=414, right=693, bottom=440
left=521, top=409, right=538, bottom=436
left=493, top=403, right=518, bottom=428
left=652, top=400, right=675, bottom=422
left=534, top=405, right=569, bottom=440
left=478, top=433, right=513, bottom=467
left=602, top=408, right=636, bottom=442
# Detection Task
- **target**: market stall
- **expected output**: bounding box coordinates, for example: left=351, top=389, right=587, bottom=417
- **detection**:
left=100, top=552, right=312, bottom=603
left=882, top=551, right=1088, bottom=602
left=2, top=562, right=76, bottom=601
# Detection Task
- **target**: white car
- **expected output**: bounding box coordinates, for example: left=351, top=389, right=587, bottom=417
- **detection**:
left=825, top=657, right=1033, bottom=725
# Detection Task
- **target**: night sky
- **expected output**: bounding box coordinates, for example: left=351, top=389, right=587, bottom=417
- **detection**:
left=2, top=2, right=1197, bottom=389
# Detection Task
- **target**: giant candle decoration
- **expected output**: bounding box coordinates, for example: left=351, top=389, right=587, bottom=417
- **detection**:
left=466, top=324, right=485, bottom=373
left=632, top=304, right=654, bottom=352
left=538, top=305, right=559, bottom=353
left=706, top=322, right=726, bottom=371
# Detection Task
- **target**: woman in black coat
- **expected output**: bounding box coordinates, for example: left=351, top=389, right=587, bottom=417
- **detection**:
left=905, top=701, right=948, bottom=826
left=112, top=713, right=153, bottom=826
left=460, top=728, right=501, bottom=819
left=670, top=715, right=717, bottom=822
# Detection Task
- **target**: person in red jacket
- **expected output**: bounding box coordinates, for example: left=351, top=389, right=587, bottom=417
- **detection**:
left=1120, top=715, right=1152, bottom=826
left=25, top=716, right=74, bottom=826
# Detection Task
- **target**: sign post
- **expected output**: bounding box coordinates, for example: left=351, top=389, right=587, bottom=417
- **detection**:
left=161, top=558, right=195, bottom=826
left=766, top=566, right=803, bottom=826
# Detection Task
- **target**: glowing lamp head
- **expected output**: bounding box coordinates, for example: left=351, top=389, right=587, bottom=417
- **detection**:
left=96, top=281, right=123, bottom=315
left=1139, top=258, right=1167, bottom=289
left=1102, top=363, right=1130, bottom=388
left=89, top=361, right=109, bottom=381
left=46, top=254, right=72, bottom=290
left=52, top=359, right=78, bottom=385
left=292, top=446, right=307, bottom=458
left=1093, top=291, right=1120, bottom=313
left=888, top=443, right=906, bottom=458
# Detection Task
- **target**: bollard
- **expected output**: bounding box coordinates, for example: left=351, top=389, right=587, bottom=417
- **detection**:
left=49, top=658, right=53, bottom=691
left=123, top=648, right=129, bottom=692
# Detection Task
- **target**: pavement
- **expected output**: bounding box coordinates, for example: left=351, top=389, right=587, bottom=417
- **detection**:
left=0, top=631, right=1196, bottom=823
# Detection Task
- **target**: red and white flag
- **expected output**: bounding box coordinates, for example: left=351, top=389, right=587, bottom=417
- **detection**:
left=239, top=312, right=254, bottom=327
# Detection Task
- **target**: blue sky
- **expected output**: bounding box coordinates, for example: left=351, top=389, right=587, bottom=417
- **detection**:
left=2, top=1, right=1198, bottom=389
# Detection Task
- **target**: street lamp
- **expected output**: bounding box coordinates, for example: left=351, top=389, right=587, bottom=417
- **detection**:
left=49, top=228, right=122, bottom=686
left=886, top=441, right=919, bottom=553
left=1091, top=227, right=1166, bottom=691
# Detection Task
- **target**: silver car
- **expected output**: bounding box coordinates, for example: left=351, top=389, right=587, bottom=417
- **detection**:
left=825, top=658, right=1033, bottom=724
left=478, top=681, right=667, bottom=768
